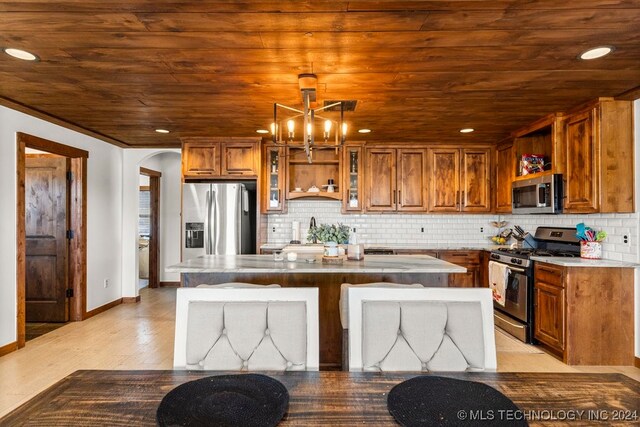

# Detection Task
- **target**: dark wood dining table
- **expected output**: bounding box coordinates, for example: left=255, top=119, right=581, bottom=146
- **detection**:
left=2, top=370, right=638, bottom=426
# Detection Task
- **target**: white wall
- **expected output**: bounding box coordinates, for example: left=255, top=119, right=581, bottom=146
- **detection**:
left=0, top=105, right=123, bottom=347
left=140, top=152, right=182, bottom=283
left=121, top=149, right=181, bottom=299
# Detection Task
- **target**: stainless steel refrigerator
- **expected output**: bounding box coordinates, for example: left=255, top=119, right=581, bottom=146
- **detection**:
left=182, top=182, right=255, bottom=260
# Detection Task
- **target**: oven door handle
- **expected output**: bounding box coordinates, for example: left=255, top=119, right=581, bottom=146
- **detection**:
left=507, top=266, right=526, bottom=273
left=495, top=315, right=526, bottom=329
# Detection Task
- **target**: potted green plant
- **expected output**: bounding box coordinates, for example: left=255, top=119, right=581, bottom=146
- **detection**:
left=307, top=223, right=350, bottom=256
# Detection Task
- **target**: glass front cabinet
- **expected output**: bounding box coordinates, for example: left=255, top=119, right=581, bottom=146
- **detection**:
left=262, top=145, right=286, bottom=213
left=342, top=144, right=364, bottom=213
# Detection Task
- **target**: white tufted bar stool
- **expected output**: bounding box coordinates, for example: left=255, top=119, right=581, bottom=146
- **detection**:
left=348, top=287, right=496, bottom=372
left=174, top=287, right=319, bottom=371
left=339, top=282, right=424, bottom=370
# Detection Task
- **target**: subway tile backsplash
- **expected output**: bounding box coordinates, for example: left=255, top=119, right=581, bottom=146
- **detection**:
left=265, top=200, right=639, bottom=262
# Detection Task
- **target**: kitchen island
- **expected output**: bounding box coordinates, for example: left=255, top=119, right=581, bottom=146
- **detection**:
left=167, top=254, right=466, bottom=369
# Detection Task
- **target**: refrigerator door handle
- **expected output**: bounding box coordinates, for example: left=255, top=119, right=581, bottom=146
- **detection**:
left=211, top=189, right=217, bottom=254
left=204, top=190, right=212, bottom=254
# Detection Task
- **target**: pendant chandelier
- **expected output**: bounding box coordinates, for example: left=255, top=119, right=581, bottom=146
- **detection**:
left=271, top=74, right=347, bottom=163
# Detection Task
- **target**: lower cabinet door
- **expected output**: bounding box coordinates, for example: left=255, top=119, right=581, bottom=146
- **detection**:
left=440, top=251, right=480, bottom=288
left=534, top=282, right=565, bottom=352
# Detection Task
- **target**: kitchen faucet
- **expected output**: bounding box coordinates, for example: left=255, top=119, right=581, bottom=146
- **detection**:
left=309, top=216, right=317, bottom=243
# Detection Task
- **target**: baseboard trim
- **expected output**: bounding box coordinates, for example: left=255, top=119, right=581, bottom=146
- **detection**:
left=0, top=341, right=18, bottom=357
left=84, top=298, right=122, bottom=320
left=635, top=357, right=640, bottom=369
left=159, top=281, right=181, bottom=288
left=122, top=296, right=141, bottom=303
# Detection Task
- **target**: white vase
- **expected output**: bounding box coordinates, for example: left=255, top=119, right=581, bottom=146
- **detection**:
left=324, top=242, right=339, bottom=257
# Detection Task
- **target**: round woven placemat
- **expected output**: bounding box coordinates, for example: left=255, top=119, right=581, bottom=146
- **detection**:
left=157, top=373, right=289, bottom=427
left=387, top=375, right=528, bottom=426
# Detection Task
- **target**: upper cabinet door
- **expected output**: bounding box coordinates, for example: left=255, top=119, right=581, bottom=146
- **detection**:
left=461, top=148, right=491, bottom=212
left=221, top=141, right=259, bottom=177
left=495, top=142, right=514, bottom=213
left=397, top=148, right=427, bottom=212
left=427, top=148, right=460, bottom=212
left=564, top=109, right=599, bottom=213
left=343, top=145, right=364, bottom=213
left=365, top=148, right=396, bottom=211
left=261, top=145, right=286, bottom=213
left=182, top=142, right=220, bottom=178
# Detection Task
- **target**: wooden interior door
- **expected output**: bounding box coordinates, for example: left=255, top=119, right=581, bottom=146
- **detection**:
left=427, top=148, right=460, bottom=212
left=365, top=148, right=396, bottom=211
left=564, top=109, right=599, bottom=212
left=397, top=148, right=427, bottom=212
left=25, top=157, right=69, bottom=322
left=461, top=148, right=491, bottom=212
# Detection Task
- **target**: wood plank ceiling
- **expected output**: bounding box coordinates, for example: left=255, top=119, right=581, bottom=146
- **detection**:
left=0, top=1, right=639, bottom=148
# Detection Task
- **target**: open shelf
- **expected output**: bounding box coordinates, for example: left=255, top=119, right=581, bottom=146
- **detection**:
left=513, top=170, right=555, bottom=181
left=289, top=160, right=339, bottom=165
left=287, top=145, right=342, bottom=200
left=288, top=191, right=342, bottom=200
left=513, top=119, right=555, bottom=178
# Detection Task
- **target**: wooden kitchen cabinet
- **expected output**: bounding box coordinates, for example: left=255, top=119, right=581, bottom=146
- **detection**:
left=427, top=147, right=491, bottom=213
left=461, top=148, right=491, bottom=212
left=182, top=140, right=220, bottom=178
left=261, top=144, right=286, bottom=213
left=221, top=141, right=259, bottom=177
left=533, top=262, right=634, bottom=365
left=287, top=147, right=342, bottom=201
left=495, top=141, right=514, bottom=213
left=384, top=249, right=483, bottom=287
left=439, top=250, right=481, bottom=288
left=365, top=147, right=427, bottom=212
left=342, top=144, right=364, bottom=213
left=511, top=114, right=564, bottom=180
left=533, top=263, right=565, bottom=353
left=182, top=137, right=260, bottom=179
left=563, top=99, right=634, bottom=213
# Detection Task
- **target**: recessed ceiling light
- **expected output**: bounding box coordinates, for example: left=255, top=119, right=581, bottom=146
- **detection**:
left=460, top=128, right=474, bottom=133
left=155, top=129, right=170, bottom=134
left=579, top=46, right=614, bottom=60
left=358, top=129, right=372, bottom=133
left=256, top=129, right=269, bottom=134
left=3, top=47, right=39, bottom=61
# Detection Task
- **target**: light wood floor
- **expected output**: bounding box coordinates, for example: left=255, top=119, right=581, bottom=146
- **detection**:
left=1, top=287, right=638, bottom=417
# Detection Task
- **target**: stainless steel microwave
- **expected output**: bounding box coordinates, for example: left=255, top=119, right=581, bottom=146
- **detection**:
left=512, top=174, right=563, bottom=214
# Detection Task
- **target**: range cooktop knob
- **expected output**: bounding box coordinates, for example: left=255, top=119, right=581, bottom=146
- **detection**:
left=511, top=258, right=518, bottom=263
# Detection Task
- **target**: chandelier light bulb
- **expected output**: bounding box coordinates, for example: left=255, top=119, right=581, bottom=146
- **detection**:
left=323, top=120, right=332, bottom=141
left=287, top=119, right=295, bottom=140
left=342, top=122, right=348, bottom=135
left=270, top=122, right=276, bottom=134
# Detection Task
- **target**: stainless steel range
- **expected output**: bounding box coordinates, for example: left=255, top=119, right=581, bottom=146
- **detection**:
left=489, top=227, right=580, bottom=343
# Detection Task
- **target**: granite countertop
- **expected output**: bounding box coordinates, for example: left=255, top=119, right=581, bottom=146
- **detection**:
left=167, top=254, right=467, bottom=274
left=530, top=256, right=640, bottom=268
left=260, top=243, right=504, bottom=251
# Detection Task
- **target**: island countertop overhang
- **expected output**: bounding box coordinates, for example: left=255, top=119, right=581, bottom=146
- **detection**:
left=166, top=254, right=467, bottom=274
